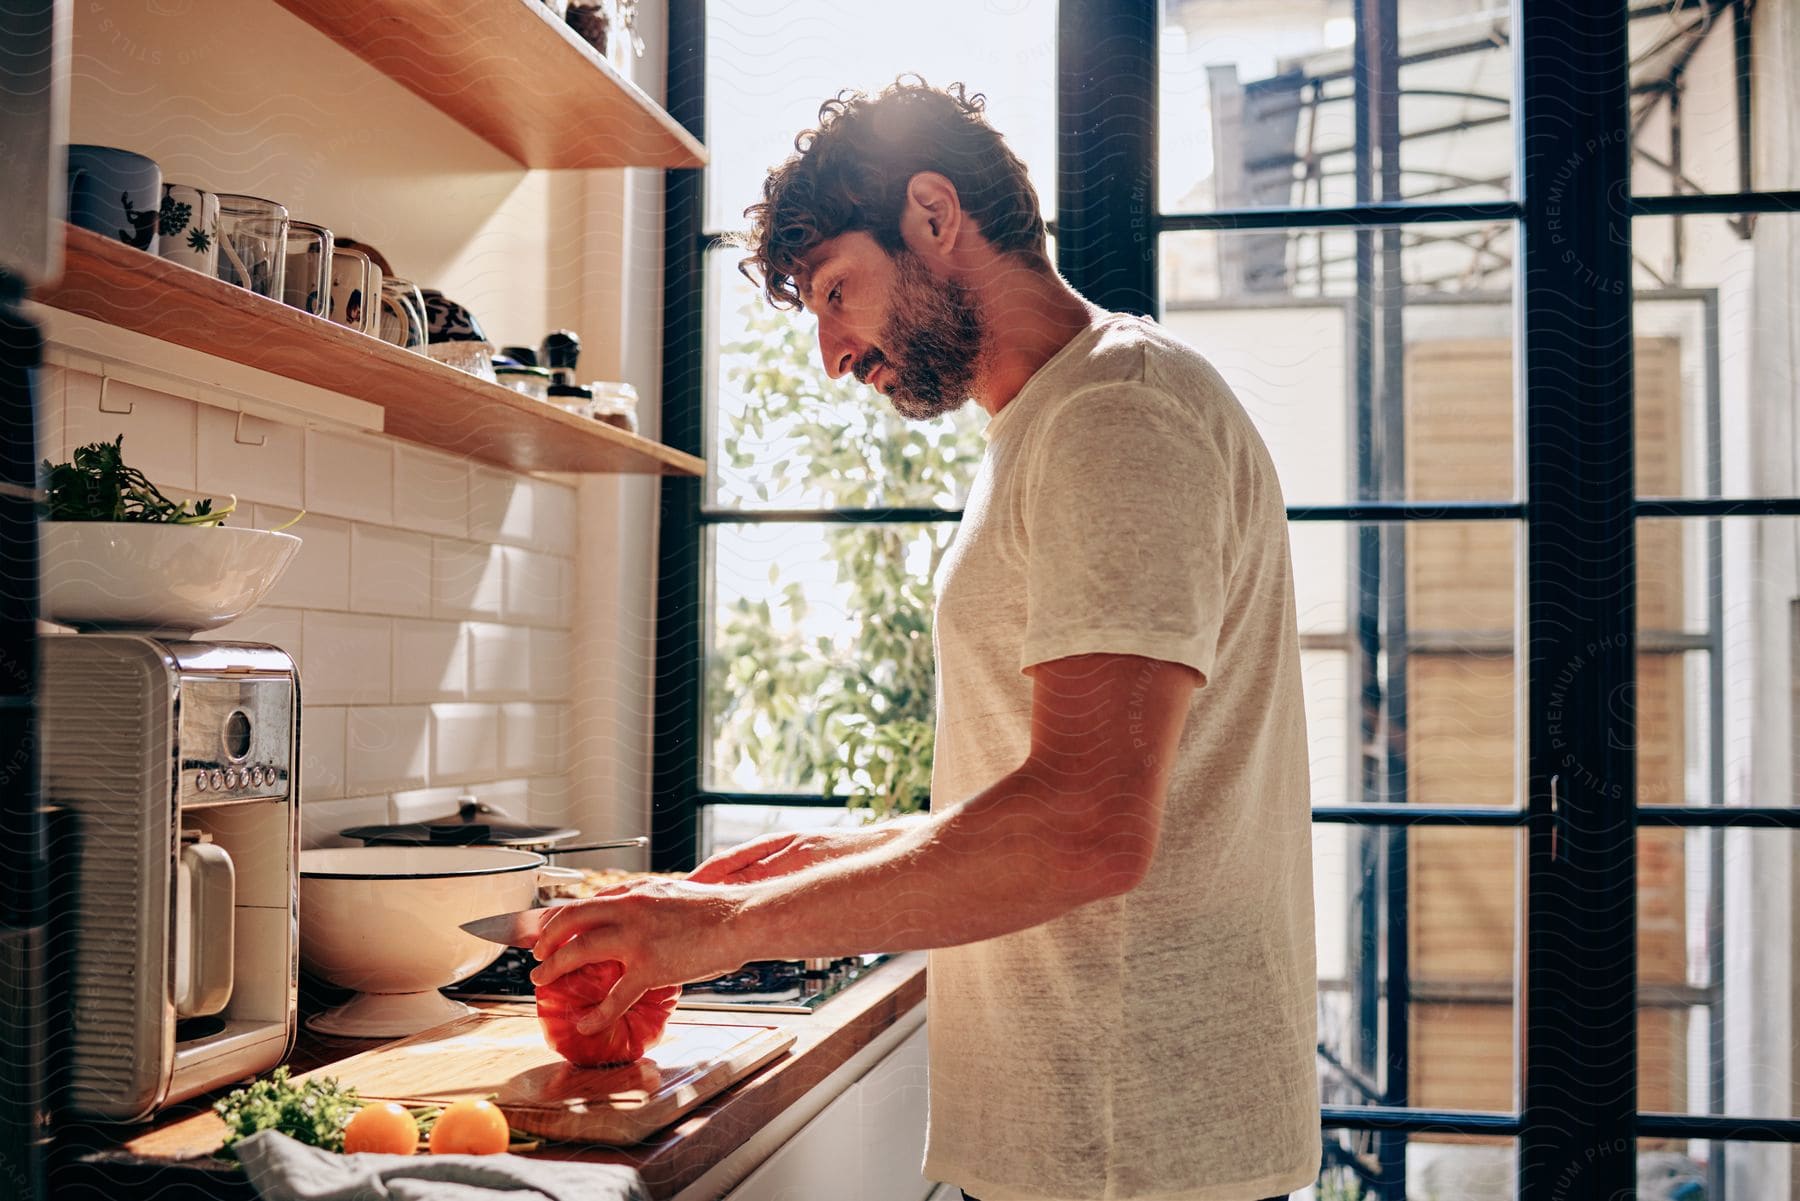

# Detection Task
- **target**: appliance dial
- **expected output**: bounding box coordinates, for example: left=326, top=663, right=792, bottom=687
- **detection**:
left=223, top=709, right=253, bottom=762
left=195, top=771, right=209, bottom=792
left=210, top=769, right=225, bottom=790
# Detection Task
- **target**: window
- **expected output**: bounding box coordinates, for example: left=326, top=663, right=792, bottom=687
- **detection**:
left=658, top=2, right=1800, bottom=1197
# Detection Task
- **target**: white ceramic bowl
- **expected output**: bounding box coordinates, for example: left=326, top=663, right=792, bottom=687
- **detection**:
left=40, top=522, right=301, bottom=635
left=299, top=846, right=561, bottom=1037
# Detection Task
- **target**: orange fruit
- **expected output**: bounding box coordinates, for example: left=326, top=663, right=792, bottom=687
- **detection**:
left=342, top=1101, right=420, bottom=1155
left=427, top=1098, right=510, bottom=1156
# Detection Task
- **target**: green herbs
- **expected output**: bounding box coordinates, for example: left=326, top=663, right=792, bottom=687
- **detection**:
left=42, top=436, right=237, bottom=525
left=213, top=1067, right=362, bottom=1157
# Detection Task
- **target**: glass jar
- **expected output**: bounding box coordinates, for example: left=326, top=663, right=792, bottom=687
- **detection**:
left=215, top=193, right=290, bottom=301
left=378, top=276, right=429, bottom=352
left=495, top=364, right=553, bottom=400
left=282, top=221, right=333, bottom=317
left=427, top=340, right=499, bottom=383
left=587, top=380, right=639, bottom=433
left=328, top=247, right=380, bottom=335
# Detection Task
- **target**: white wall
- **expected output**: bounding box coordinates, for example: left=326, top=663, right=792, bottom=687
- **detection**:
left=49, top=0, right=675, bottom=859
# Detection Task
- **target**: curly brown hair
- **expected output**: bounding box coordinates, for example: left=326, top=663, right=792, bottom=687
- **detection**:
left=739, top=77, right=1050, bottom=310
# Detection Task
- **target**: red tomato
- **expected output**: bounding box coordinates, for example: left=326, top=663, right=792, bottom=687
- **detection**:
left=535, top=959, right=680, bottom=1068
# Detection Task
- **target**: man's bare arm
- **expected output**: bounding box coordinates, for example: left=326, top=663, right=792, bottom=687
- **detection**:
left=531, top=653, right=1199, bottom=1003
left=686, top=816, right=932, bottom=886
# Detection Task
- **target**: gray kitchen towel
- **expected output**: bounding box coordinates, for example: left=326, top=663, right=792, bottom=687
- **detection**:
left=234, top=1130, right=652, bottom=1201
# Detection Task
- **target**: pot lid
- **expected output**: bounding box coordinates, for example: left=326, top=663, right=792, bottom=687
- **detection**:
left=339, top=818, right=581, bottom=847
left=340, top=795, right=580, bottom=847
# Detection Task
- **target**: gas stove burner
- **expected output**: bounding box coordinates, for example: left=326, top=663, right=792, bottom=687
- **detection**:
left=445, top=951, right=890, bottom=1013
left=445, top=947, right=538, bottom=1002
left=700, top=963, right=804, bottom=994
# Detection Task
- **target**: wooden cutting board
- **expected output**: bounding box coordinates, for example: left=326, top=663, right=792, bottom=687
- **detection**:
left=296, top=1007, right=795, bottom=1145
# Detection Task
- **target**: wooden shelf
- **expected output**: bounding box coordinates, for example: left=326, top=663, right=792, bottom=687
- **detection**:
left=34, top=226, right=704, bottom=477
left=270, top=0, right=706, bottom=170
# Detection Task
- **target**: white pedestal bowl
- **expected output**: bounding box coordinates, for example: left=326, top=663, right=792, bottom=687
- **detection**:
left=299, top=846, right=552, bottom=1037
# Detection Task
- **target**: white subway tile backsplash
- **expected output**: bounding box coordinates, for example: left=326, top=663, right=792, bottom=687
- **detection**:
left=347, top=706, right=430, bottom=793
left=55, top=358, right=579, bottom=827
left=467, top=472, right=576, bottom=555
left=306, top=429, right=394, bottom=524
left=301, top=795, right=388, bottom=850
left=431, top=703, right=501, bottom=783
left=389, top=779, right=530, bottom=826
left=196, top=406, right=303, bottom=509
left=393, top=619, right=469, bottom=703
left=500, top=703, right=536, bottom=776
left=535, top=483, right=577, bottom=555
left=432, top=538, right=506, bottom=619
left=528, top=629, right=573, bottom=700
left=301, top=612, right=392, bottom=705
left=393, top=446, right=471, bottom=538
left=199, top=603, right=303, bottom=663
left=63, top=372, right=197, bottom=491
left=502, top=547, right=567, bottom=625
left=351, top=525, right=433, bottom=617
left=300, top=705, right=347, bottom=801
left=389, top=784, right=468, bottom=826
left=258, top=509, right=350, bottom=611
left=467, top=622, right=531, bottom=699
left=468, top=466, right=533, bottom=547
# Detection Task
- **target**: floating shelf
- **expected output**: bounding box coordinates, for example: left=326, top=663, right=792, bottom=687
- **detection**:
left=34, top=226, right=704, bottom=477
left=270, top=0, right=707, bottom=170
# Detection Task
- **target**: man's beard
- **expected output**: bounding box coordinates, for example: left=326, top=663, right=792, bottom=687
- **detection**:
left=853, top=248, right=984, bottom=422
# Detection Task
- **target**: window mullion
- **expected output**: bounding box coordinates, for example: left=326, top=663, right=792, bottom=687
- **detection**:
left=1518, top=1, right=1640, bottom=1196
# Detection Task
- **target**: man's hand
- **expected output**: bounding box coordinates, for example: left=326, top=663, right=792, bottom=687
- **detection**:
left=687, top=820, right=927, bottom=885
left=687, top=831, right=822, bottom=885
left=529, top=876, right=750, bottom=1036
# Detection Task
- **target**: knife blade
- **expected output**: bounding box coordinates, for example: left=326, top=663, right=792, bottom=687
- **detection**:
left=460, top=907, right=552, bottom=948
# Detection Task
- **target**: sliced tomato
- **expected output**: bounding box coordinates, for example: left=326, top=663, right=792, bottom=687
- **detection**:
left=535, top=959, right=681, bottom=1068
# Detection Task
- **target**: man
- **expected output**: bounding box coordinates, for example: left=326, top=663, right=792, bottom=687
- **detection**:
left=530, top=79, right=1319, bottom=1201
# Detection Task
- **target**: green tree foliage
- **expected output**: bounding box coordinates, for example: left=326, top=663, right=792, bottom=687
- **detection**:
left=709, top=299, right=986, bottom=819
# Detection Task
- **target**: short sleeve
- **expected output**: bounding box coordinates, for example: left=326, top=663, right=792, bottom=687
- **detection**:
left=1019, top=382, right=1236, bottom=683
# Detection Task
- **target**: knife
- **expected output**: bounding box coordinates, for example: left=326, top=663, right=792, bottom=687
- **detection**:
left=460, top=907, right=552, bottom=949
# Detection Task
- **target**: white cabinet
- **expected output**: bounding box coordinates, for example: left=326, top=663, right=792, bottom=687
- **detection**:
left=724, top=1023, right=932, bottom=1201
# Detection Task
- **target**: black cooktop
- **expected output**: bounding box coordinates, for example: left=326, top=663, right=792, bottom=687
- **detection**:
left=446, top=951, right=891, bottom=1013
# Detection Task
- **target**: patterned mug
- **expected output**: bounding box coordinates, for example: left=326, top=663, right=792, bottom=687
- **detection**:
left=65, top=144, right=162, bottom=253
left=157, top=183, right=220, bottom=275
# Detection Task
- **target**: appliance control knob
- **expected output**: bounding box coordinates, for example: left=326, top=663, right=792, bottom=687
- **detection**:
left=226, top=768, right=240, bottom=789
left=246, top=766, right=261, bottom=786
left=194, top=771, right=208, bottom=792
left=210, top=769, right=225, bottom=790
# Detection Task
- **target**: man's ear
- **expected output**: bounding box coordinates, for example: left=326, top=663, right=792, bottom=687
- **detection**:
left=898, top=172, right=963, bottom=264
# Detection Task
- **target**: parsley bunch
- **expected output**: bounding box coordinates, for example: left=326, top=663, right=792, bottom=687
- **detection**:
left=42, top=435, right=236, bottom=525
left=213, top=1067, right=361, bottom=1157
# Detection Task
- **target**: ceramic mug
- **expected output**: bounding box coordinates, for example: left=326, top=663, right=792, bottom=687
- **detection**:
left=65, top=144, right=162, bottom=253
left=157, top=183, right=219, bottom=274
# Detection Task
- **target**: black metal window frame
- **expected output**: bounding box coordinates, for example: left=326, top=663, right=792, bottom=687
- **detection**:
left=656, top=1, right=1800, bottom=1196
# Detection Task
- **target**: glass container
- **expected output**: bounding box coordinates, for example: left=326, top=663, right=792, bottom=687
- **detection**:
left=214, top=193, right=290, bottom=301
left=282, top=221, right=333, bottom=317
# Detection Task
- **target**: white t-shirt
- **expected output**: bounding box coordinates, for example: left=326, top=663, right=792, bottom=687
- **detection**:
left=923, top=313, right=1319, bottom=1201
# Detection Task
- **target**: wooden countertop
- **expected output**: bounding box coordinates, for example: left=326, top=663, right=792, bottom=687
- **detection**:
left=49, top=953, right=926, bottom=1200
